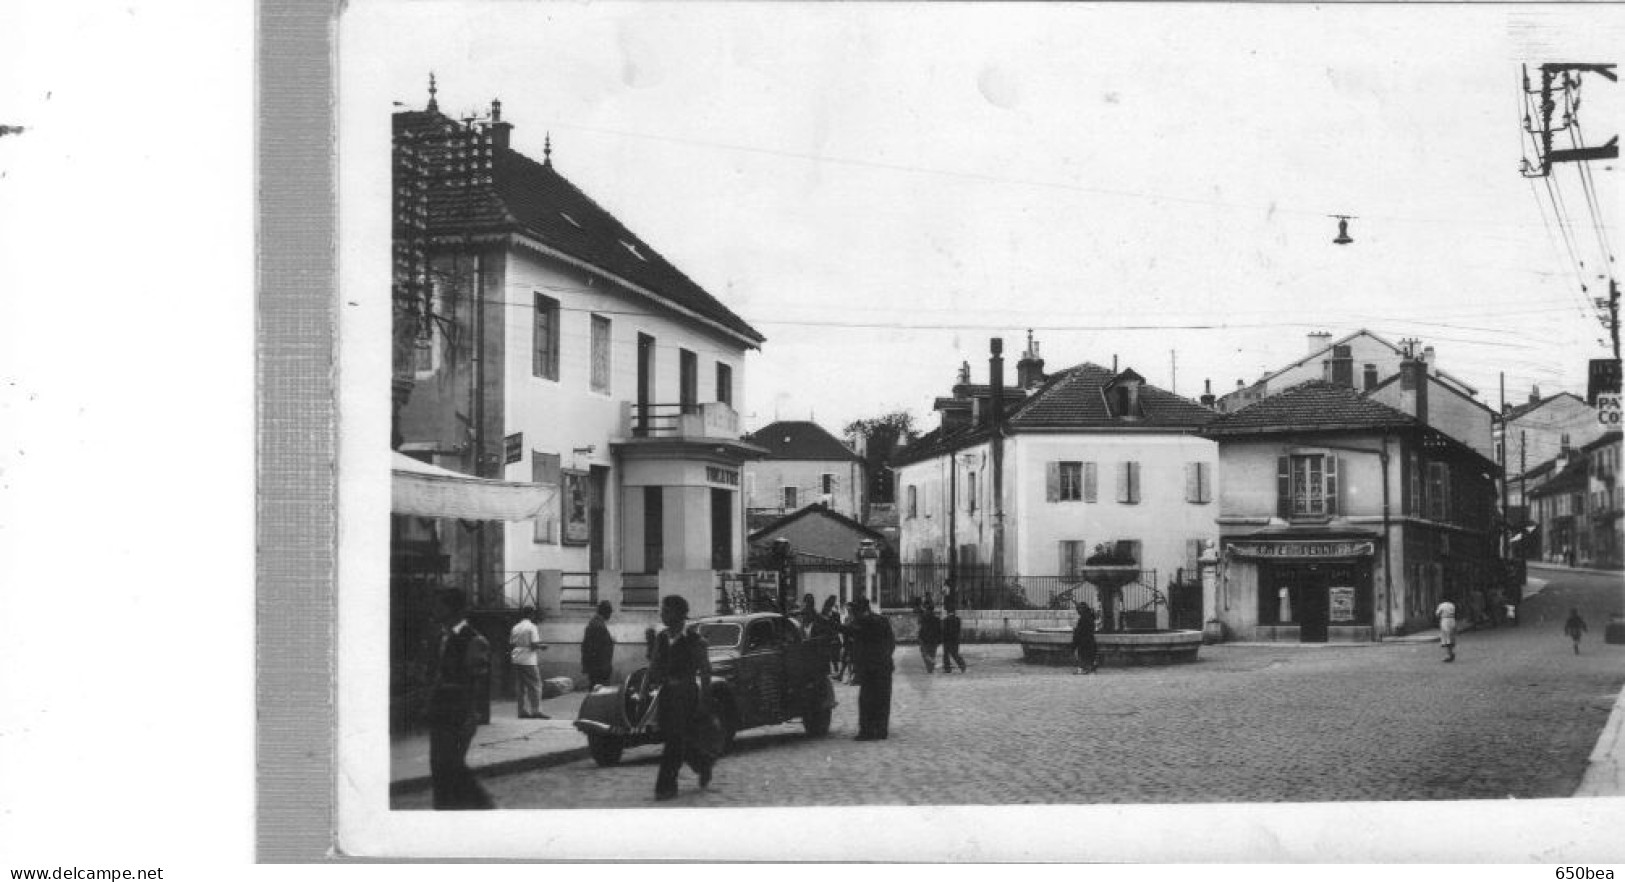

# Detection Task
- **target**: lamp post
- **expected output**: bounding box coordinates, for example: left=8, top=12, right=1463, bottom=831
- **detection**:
left=858, top=539, right=880, bottom=613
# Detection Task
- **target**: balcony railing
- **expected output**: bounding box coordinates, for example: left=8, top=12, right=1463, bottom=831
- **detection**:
left=624, top=401, right=740, bottom=440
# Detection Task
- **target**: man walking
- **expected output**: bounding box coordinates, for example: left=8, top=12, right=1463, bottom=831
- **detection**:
left=849, top=597, right=895, bottom=741
left=648, top=595, right=717, bottom=800
left=509, top=607, right=546, bottom=719
left=428, top=588, right=494, bottom=810
left=582, top=600, right=617, bottom=689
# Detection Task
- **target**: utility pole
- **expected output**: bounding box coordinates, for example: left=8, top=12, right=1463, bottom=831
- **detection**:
left=1524, top=63, right=1619, bottom=177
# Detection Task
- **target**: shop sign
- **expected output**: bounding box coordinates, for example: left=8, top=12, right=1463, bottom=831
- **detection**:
left=1598, top=393, right=1620, bottom=428
left=1329, top=585, right=1356, bottom=623
left=1227, top=540, right=1374, bottom=559
left=706, top=465, right=740, bottom=486
left=504, top=433, right=523, bottom=465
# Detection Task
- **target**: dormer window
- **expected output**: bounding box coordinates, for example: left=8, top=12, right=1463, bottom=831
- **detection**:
left=1105, top=369, right=1145, bottom=420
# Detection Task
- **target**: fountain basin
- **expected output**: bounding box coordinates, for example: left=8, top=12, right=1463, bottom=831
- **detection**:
left=1016, top=627, right=1203, bottom=667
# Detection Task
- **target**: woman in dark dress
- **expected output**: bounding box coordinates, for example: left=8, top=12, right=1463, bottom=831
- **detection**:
left=1073, top=601, right=1098, bottom=674
left=648, top=594, right=717, bottom=800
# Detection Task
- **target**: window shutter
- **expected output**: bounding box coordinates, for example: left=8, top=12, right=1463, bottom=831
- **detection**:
left=1129, top=461, right=1141, bottom=503
left=1058, top=542, right=1069, bottom=579
left=1277, top=456, right=1291, bottom=518
left=1117, top=462, right=1129, bottom=503
left=1185, top=463, right=1197, bottom=502
left=1084, top=462, right=1098, bottom=502
left=1186, top=538, right=1202, bottom=576
left=1325, top=456, right=1339, bottom=516
left=1046, top=462, right=1060, bottom=502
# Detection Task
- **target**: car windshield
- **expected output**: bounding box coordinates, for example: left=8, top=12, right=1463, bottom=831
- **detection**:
left=696, top=622, right=742, bottom=650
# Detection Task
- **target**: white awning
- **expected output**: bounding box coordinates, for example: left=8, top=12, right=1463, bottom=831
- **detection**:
left=391, top=452, right=556, bottom=521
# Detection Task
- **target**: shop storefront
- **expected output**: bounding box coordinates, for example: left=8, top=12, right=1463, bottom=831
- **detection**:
left=1223, top=534, right=1380, bottom=643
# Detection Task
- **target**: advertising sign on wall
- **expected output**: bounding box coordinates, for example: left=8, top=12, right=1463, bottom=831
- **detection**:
left=1329, top=585, right=1356, bottom=623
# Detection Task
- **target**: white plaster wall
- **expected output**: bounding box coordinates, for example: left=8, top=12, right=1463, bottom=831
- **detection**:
left=1010, top=433, right=1219, bottom=579
left=1369, top=376, right=1495, bottom=462
left=1216, top=434, right=1394, bottom=522
left=495, top=245, right=751, bottom=576
left=896, top=456, right=950, bottom=565
left=744, top=459, right=863, bottom=517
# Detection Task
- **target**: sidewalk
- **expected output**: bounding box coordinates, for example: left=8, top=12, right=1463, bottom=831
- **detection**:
left=390, top=689, right=592, bottom=796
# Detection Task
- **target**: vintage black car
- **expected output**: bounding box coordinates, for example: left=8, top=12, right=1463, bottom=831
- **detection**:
left=573, top=612, right=838, bottom=766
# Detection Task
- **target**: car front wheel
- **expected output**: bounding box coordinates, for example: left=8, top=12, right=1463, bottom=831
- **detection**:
left=587, top=733, right=624, bottom=767
left=802, top=705, right=832, bottom=737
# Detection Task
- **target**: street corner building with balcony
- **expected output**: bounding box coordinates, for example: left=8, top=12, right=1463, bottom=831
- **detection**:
left=891, top=334, right=1220, bottom=629
left=389, top=87, right=766, bottom=701
left=1200, top=337, right=1503, bottom=643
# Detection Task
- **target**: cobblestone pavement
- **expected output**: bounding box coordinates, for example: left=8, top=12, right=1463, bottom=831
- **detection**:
left=396, top=570, right=1624, bottom=809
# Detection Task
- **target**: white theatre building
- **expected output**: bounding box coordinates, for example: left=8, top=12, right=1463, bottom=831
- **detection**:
left=391, top=91, right=766, bottom=635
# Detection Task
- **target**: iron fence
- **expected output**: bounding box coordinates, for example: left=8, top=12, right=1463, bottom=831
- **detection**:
left=877, top=563, right=1167, bottom=628
left=560, top=571, right=596, bottom=607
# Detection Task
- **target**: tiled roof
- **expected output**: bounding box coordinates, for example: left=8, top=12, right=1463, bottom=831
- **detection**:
left=1201, top=380, right=1419, bottom=436
left=395, top=109, right=763, bottom=346
left=747, top=503, right=888, bottom=545
left=1527, top=459, right=1589, bottom=497
left=1504, top=391, right=1590, bottom=423
left=1004, top=363, right=1216, bottom=429
left=893, top=362, right=1211, bottom=466
left=744, top=421, right=859, bottom=461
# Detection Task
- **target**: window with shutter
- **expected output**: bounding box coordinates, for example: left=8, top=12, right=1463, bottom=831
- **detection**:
left=1286, top=453, right=1334, bottom=518
left=1185, top=462, right=1212, bottom=504
left=1056, top=462, right=1082, bottom=501
left=1059, top=540, right=1085, bottom=578
left=1117, top=461, right=1141, bottom=504
left=532, top=451, right=561, bottom=543
left=533, top=294, right=560, bottom=380
left=1277, top=455, right=1291, bottom=518
left=590, top=314, right=611, bottom=393
left=1084, top=462, right=1098, bottom=502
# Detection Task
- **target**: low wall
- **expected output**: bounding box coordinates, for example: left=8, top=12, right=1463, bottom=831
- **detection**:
left=886, top=609, right=1077, bottom=643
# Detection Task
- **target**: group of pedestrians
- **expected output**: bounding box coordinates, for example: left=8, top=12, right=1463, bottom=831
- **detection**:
left=797, top=593, right=897, bottom=738
left=912, top=596, right=967, bottom=674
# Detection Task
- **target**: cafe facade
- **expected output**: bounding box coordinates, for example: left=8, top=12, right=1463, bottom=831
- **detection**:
left=1202, top=379, right=1502, bottom=642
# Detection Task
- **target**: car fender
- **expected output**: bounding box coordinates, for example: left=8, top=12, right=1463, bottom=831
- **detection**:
left=574, top=684, right=630, bottom=736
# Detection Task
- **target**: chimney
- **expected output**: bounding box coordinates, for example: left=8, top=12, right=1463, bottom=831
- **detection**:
left=487, top=98, right=512, bottom=151
left=990, top=338, right=1005, bottom=426
left=1556, top=433, right=1573, bottom=471
left=1529, top=384, right=1542, bottom=405
left=1308, top=331, right=1333, bottom=354
left=1199, top=378, right=1216, bottom=409
left=1399, top=354, right=1429, bottom=424
left=1421, top=345, right=1435, bottom=366
left=1016, top=330, right=1046, bottom=390
left=1329, top=345, right=1354, bottom=388
left=1362, top=363, right=1379, bottom=392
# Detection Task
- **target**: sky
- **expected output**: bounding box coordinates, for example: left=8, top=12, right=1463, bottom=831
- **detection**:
left=348, top=1, right=1622, bottom=436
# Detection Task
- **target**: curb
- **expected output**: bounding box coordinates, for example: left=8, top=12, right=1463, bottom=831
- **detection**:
left=1575, top=685, right=1625, bottom=798
left=390, top=743, right=595, bottom=798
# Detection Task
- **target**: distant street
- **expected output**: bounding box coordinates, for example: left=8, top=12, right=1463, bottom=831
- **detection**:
left=398, top=569, right=1624, bottom=809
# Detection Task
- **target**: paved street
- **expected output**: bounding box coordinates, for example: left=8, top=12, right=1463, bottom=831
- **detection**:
left=396, top=569, right=1623, bottom=809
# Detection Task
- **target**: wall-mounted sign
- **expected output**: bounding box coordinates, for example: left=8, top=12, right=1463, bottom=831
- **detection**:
left=504, top=433, right=523, bottom=465
left=1588, top=358, right=1620, bottom=406
left=1598, top=392, right=1621, bottom=428
left=1329, top=585, right=1356, bottom=622
left=561, top=470, right=590, bottom=545
left=1227, top=540, right=1375, bottom=559
left=706, top=466, right=740, bottom=487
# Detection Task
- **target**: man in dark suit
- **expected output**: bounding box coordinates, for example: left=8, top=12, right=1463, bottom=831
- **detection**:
left=581, top=600, right=617, bottom=689
left=848, top=597, right=895, bottom=740
left=427, top=588, right=494, bottom=810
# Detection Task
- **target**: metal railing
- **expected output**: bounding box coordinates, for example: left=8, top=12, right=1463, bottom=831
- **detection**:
left=560, top=571, right=596, bottom=606
left=622, top=572, right=660, bottom=607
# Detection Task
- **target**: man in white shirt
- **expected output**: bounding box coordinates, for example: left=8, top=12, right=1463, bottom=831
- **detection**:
left=510, top=607, right=547, bottom=719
